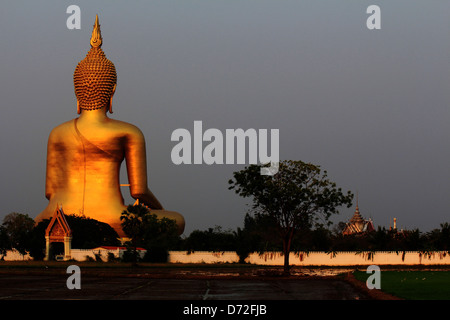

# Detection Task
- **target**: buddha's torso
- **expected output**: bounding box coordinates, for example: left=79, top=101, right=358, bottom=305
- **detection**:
left=36, top=117, right=138, bottom=227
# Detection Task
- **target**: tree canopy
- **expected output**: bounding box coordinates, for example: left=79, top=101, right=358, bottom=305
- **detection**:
left=120, top=204, right=180, bottom=263
left=229, top=160, right=353, bottom=273
left=2, top=212, right=35, bottom=256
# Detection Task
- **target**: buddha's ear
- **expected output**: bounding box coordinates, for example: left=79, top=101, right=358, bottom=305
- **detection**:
left=77, top=100, right=81, bottom=114
left=108, top=84, right=117, bottom=114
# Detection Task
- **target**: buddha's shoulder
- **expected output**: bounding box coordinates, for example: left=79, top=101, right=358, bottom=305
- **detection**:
left=48, top=120, right=77, bottom=138
left=48, top=118, right=145, bottom=139
left=106, top=119, right=144, bottom=137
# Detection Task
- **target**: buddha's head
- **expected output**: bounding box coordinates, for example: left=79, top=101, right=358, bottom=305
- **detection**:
left=74, top=15, right=117, bottom=114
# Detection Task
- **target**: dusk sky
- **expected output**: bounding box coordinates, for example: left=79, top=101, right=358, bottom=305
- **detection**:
left=0, top=1, right=449, bottom=236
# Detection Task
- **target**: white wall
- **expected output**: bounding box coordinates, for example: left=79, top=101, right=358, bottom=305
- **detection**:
left=1, top=249, right=32, bottom=261
left=3, top=249, right=450, bottom=265
left=168, top=251, right=450, bottom=266
left=71, top=248, right=146, bottom=261
left=168, top=251, right=240, bottom=264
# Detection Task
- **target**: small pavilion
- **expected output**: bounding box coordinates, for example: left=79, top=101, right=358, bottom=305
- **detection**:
left=44, top=206, right=72, bottom=261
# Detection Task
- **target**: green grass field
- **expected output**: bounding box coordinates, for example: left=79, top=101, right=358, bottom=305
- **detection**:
left=353, top=270, right=450, bottom=300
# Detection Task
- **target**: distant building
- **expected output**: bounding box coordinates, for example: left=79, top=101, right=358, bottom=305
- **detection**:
left=342, top=201, right=374, bottom=235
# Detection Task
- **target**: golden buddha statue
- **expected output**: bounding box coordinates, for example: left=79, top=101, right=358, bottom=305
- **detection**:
left=35, top=15, right=185, bottom=237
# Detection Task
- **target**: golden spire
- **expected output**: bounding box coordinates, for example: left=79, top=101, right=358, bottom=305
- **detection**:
left=90, top=14, right=103, bottom=48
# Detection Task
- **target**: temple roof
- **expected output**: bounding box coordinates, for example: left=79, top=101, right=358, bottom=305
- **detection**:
left=45, top=205, right=72, bottom=239
left=342, top=198, right=374, bottom=235
left=349, top=205, right=364, bottom=224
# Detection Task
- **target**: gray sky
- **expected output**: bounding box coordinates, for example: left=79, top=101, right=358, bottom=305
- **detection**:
left=0, top=0, right=449, bottom=236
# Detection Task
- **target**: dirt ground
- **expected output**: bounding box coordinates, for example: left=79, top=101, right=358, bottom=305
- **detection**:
left=0, top=263, right=388, bottom=301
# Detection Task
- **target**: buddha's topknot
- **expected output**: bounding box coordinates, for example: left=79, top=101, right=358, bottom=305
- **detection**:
left=73, top=15, right=117, bottom=112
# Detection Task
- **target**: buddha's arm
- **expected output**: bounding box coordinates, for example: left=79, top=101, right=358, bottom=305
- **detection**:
left=125, top=128, right=164, bottom=210
left=44, top=130, right=58, bottom=200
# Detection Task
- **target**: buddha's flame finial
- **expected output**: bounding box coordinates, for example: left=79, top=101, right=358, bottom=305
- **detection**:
left=90, top=14, right=102, bottom=48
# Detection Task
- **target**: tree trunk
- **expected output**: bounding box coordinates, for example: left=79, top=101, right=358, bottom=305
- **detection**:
left=132, top=238, right=138, bottom=267
left=282, top=232, right=293, bottom=276
left=283, top=249, right=290, bottom=275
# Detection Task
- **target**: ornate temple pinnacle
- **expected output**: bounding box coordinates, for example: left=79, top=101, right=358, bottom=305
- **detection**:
left=90, top=14, right=102, bottom=48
